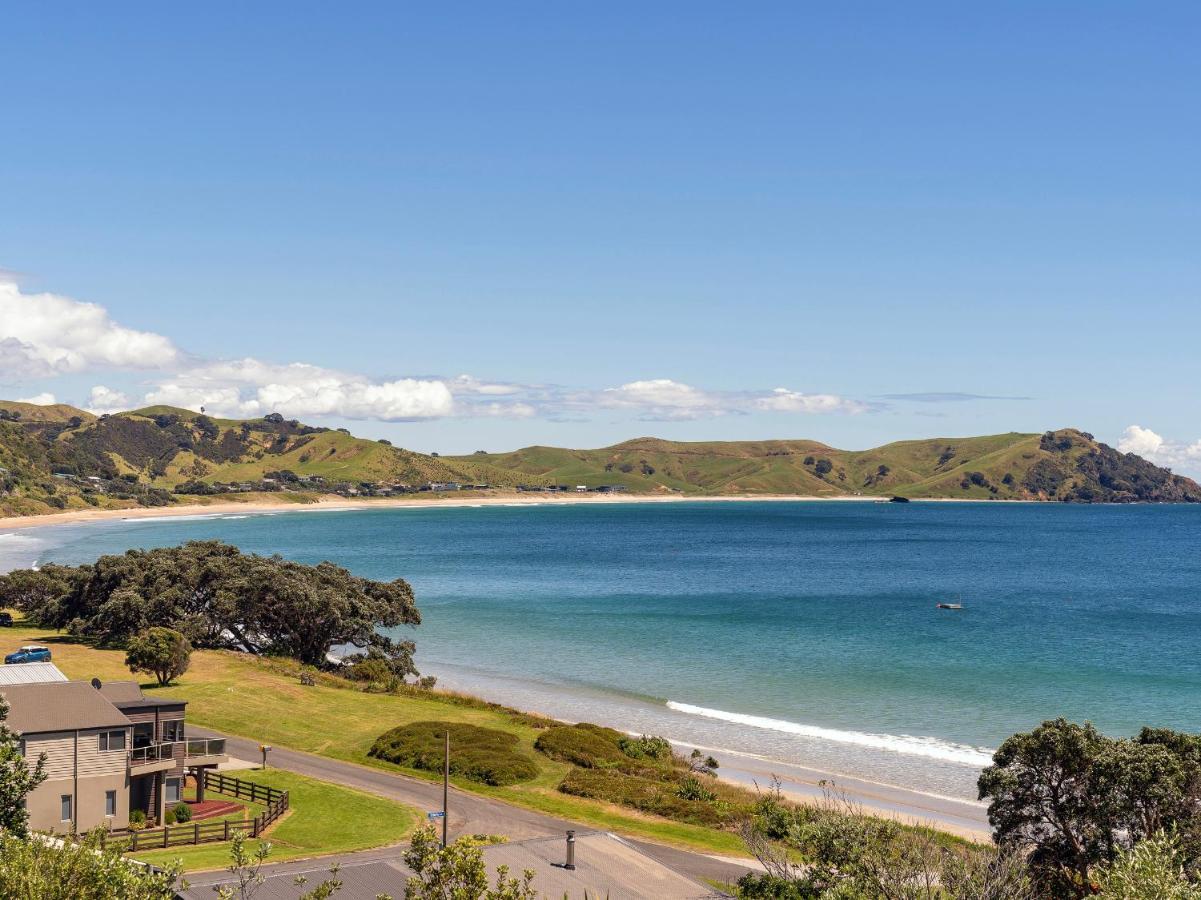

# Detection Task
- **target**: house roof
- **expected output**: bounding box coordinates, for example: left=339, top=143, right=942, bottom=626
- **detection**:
left=0, top=682, right=132, bottom=733
left=96, top=680, right=186, bottom=710
left=0, top=662, right=68, bottom=685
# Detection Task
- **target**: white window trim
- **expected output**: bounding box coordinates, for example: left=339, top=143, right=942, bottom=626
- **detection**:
left=104, top=790, right=117, bottom=818
left=60, top=794, right=72, bottom=822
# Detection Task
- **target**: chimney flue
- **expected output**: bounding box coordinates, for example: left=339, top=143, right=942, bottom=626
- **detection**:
left=564, top=830, right=576, bottom=870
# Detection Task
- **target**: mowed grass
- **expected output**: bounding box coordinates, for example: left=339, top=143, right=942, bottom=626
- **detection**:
left=4, top=624, right=747, bottom=856
left=131, top=769, right=416, bottom=872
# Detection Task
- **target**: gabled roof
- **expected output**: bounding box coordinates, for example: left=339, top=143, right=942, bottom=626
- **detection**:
left=0, top=662, right=68, bottom=685
left=0, top=682, right=132, bottom=733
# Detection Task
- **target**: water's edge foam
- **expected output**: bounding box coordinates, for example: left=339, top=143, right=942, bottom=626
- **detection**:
left=666, top=701, right=995, bottom=767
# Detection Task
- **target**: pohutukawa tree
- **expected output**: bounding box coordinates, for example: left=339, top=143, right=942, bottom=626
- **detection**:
left=0, top=540, right=421, bottom=668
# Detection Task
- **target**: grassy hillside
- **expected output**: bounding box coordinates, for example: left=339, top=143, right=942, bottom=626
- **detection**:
left=0, top=403, right=523, bottom=516
left=1, top=397, right=1197, bottom=516
left=460, top=429, right=1201, bottom=503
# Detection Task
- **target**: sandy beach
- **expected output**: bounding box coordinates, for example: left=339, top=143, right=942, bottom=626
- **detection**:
left=0, top=490, right=906, bottom=533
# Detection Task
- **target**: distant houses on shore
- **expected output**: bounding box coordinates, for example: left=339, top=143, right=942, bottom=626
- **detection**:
left=169, top=471, right=633, bottom=498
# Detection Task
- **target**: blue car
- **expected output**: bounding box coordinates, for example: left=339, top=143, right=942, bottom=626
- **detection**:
left=4, top=645, right=52, bottom=664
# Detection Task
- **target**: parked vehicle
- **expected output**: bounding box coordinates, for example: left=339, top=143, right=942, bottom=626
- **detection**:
left=4, top=645, right=52, bottom=664
left=0, top=612, right=13, bottom=627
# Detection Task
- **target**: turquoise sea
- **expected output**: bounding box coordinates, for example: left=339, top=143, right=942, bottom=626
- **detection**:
left=4, top=500, right=1199, bottom=801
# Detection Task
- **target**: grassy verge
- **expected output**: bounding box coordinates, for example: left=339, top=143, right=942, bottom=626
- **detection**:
left=129, top=769, right=416, bottom=872
left=4, top=624, right=748, bottom=856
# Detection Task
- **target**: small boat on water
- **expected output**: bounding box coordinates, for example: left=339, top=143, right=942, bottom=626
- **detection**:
left=937, top=602, right=964, bottom=610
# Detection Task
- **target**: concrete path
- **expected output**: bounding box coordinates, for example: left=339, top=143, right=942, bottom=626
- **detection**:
left=191, top=727, right=757, bottom=888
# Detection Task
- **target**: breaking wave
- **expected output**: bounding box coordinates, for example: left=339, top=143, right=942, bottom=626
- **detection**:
left=666, top=701, right=994, bottom=767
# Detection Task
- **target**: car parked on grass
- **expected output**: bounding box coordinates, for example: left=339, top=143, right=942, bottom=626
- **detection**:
left=4, top=644, right=52, bottom=664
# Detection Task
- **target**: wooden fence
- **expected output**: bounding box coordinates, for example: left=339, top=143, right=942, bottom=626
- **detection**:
left=100, top=771, right=289, bottom=852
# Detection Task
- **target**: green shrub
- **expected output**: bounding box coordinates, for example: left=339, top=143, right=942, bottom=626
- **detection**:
left=675, top=775, right=717, bottom=802
left=128, top=810, right=147, bottom=830
left=534, top=723, right=630, bottom=769
left=172, top=802, right=191, bottom=823
left=369, top=721, right=539, bottom=786
left=558, top=768, right=728, bottom=827
left=618, top=734, right=672, bottom=760
left=162, top=809, right=176, bottom=825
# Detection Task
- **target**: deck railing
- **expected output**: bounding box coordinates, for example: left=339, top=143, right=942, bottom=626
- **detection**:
left=185, top=738, right=226, bottom=757
left=129, top=743, right=176, bottom=766
left=100, top=771, right=288, bottom=852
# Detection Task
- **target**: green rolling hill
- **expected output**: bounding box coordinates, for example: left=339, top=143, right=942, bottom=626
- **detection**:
left=0, top=398, right=1196, bottom=517
left=458, top=430, right=1201, bottom=502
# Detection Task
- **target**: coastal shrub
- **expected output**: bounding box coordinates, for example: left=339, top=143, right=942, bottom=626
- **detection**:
left=618, top=734, right=672, bottom=761
left=558, top=768, right=728, bottom=827
left=534, top=723, right=631, bottom=770
left=675, top=775, right=717, bottom=802
left=369, top=721, right=539, bottom=786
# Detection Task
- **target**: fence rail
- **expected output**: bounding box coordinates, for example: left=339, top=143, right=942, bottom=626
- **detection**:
left=100, top=771, right=289, bottom=853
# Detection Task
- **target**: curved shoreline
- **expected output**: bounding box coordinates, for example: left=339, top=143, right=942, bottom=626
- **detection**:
left=0, top=490, right=1033, bottom=533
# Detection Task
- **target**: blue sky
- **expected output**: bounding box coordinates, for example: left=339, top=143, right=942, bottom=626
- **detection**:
left=1, top=3, right=1198, bottom=469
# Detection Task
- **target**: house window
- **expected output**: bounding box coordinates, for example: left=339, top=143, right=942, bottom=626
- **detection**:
left=133, top=722, right=154, bottom=749
left=165, top=777, right=181, bottom=804
left=60, top=794, right=72, bottom=822
left=105, top=790, right=116, bottom=817
left=161, top=720, right=184, bottom=743
left=98, top=730, right=126, bottom=751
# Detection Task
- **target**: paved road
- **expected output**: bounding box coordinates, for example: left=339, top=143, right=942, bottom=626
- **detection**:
left=192, top=727, right=757, bottom=887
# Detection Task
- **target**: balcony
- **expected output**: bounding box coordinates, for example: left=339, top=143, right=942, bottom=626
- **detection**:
left=129, top=742, right=177, bottom=773
left=185, top=738, right=228, bottom=766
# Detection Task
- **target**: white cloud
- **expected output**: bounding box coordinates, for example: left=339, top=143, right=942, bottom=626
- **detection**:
left=143, top=358, right=455, bottom=422
left=600, top=379, right=724, bottom=419
left=449, top=375, right=523, bottom=396
left=0, top=276, right=873, bottom=426
left=86, top=385, right=132, bottom=415
left=16, top=392, right=56, bottom=405
left=1117, top=425, right=1201, bottom=473
left=591, top=379, right=868, bottom=420
left=756, top=388, right=867, bottom=414
left=0, top=279, right=179, bottom=377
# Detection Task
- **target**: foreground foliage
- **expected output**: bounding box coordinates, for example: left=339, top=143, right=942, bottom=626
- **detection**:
left=0, top=831, right=181, bottom=900
left=737, top=784, right=1032, bottom=900
left=978, top=719, right=1201, bottom=897
left=0, top=540, right=420, bottom=666
left=0, top=693, right=46, bottom=836
left=404, top=825, right=536, bottom=900
left=370, top=721, right=540, bottom=786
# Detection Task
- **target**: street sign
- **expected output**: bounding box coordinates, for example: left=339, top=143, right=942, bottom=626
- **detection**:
left=427, top=811, right=445, bottom=819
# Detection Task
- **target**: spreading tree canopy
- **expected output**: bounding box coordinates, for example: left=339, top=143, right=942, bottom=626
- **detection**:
left=978, top=718, right=1201, bottom=897
left=0, top=540, right=421, bottom=667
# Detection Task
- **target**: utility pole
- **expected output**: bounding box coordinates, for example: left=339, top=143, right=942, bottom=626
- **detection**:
left=442, top=731, right=450, bottom=848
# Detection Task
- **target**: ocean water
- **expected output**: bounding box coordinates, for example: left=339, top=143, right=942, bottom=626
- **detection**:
left=5, top=500, right=1200, bottom=800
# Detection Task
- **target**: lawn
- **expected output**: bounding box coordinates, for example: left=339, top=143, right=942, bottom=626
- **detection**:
left=2, top=623, right=749, bottom=857
left=129, top=769, right=417, bottom=872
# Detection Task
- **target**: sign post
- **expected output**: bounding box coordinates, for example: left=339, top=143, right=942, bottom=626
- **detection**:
left=442, top=730, right=450, bottom=848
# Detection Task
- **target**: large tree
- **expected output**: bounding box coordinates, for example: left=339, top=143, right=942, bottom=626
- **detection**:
left=978, top=719, right=1201, bottom=897
left=0, top=541, right=421, bottom=667
left=0, top=694, right=46, bottom=836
